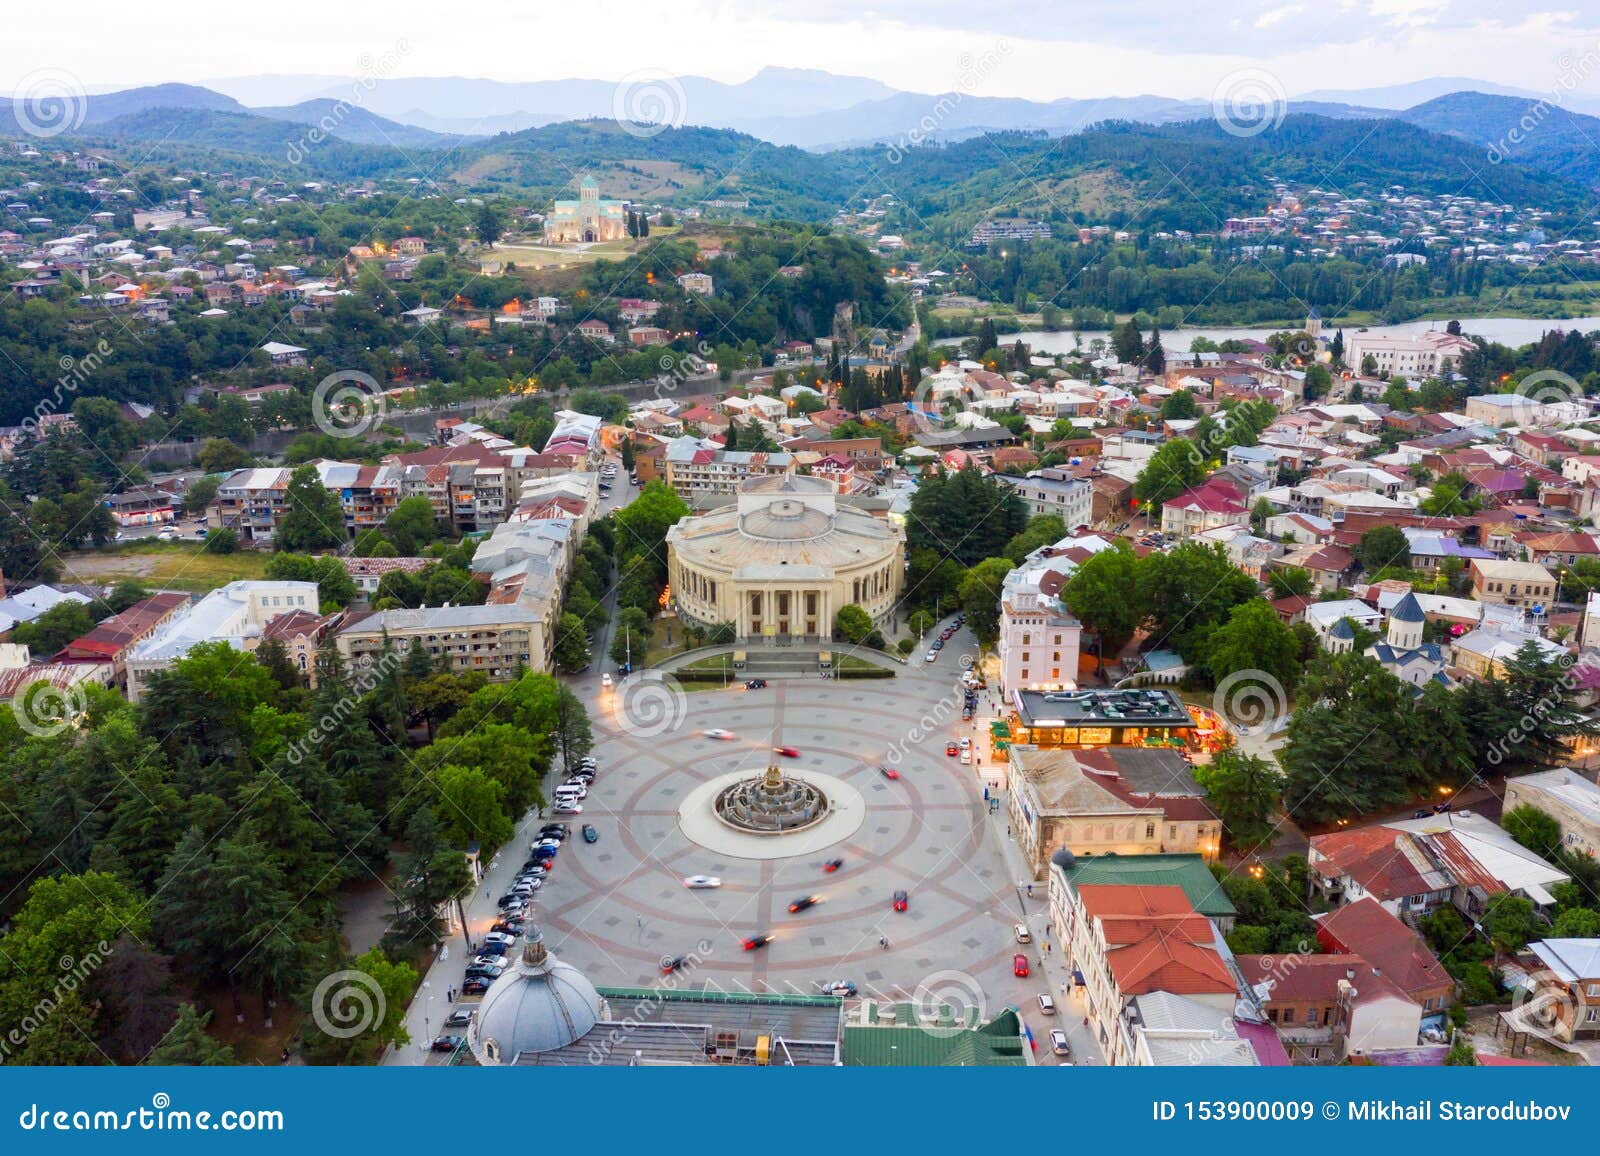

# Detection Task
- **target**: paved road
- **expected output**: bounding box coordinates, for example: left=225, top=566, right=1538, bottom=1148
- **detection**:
left=388, top=621, right=1101, bottom=1066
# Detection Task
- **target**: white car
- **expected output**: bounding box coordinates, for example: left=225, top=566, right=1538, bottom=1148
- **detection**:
left=959, top=737, right=971, bottom=749
left=600, top=673, right=613, bottom=689
left=683, top=875, right=723, bottom=889
left=553, top=802, right=584, bottom=815
left=1050, top=1029, right=1072, bottom=1058
left=924, top=651, right=938, bottom=663
left=483, top=931, right=517, bottom=946
left=703, top=729, right=737, bottom=741
left=559, top=782, right=588, bottom=799
left=1037, top=993, right=1056, bottom=1016
left=960, top=750, right=972, bottom=765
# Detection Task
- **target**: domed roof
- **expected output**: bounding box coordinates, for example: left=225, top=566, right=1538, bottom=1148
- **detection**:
left=468, top=934, right=603, bottom=1064
left=1390, top=592, right=1424, bottom=623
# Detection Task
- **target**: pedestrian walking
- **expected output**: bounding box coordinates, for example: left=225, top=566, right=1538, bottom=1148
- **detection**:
left=1027, top=883, right=1033, bottom=897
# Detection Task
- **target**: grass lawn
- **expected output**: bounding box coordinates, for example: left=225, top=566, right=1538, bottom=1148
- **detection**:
left=59, top=541, right=272, bottom=592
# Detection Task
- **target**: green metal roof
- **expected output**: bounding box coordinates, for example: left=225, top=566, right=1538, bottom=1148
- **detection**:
left=841, top=1006, right=1026, bottom=1067
left=1054, top=853, right=1237, bottom=918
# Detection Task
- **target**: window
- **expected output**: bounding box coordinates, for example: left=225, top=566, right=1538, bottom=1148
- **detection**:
left=1588, top=1008, right=1598, bottom=1024
left=1588, top=984, right=1600, bottom=998
left=1308, top=1047, right=1321, bottom=1060
left=1281, top=1007, right=1295, bottom=1024
left=1145, top=823, right=1155, bottom=839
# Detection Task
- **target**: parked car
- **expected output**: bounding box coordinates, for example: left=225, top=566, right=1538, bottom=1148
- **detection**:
left=945, top=743, right=959, bottom=757
left=892, top=889, right=909, bottom=912
left=444, top=1009, right=474, bottom=1029
left=743, top=679, right=768, bottom=689
left=1037, top=993, right=1056, bottom=1016
left=461, top=978, right=490, bottom=995
left=483, top=931, right=517, bottom=947
left=924, top=651, right=938, bottom=663
left=818, top=979, right=857, bottom=996
left=683, top=875, right=723, bottom=889
left=553, top=802, right=584, bottom=815
left=1014, top=922, right=1032, bottom=943
left=1050, top=1029, right=1071, bottom=1057
left=539, top=823, right=570, bottom=837
left=582, top=824, right=598, bottom=843
left=431, top=1035, right=465, bottom=1053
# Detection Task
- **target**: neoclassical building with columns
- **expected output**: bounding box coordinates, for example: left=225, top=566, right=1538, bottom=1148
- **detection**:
left=665, top=474, right=904, bottom=642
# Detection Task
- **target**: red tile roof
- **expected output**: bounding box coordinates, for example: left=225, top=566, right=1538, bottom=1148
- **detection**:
left=1315, top=898, right=1450, bottom=1000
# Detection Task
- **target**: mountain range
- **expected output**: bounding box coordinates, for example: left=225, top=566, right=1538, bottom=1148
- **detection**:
left=5, top=73, right=1600, bottom=221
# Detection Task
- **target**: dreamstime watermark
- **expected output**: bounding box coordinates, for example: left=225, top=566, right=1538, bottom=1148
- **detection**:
left=886, top=41, right=1012, bottom=163
left=20, top=339, right=112, bottom=438
left=1211, top=68, right=1288, bottom=138
left=1506, top=977, right=1581, bottom=1046
left=1514, top=368, right=1584, bottom=417
left=285, top=40, right=412, bottom=164
left=284, top=649, right=405, bottom=765
left=585, top=938, right=714, bottom=1064
left=311, top=369, right=386, bottom=439
left=910, top=370, right=987, bottom=436
left=309, top=968, right=386, bottom=1039
left=612, top=69, right=687, bottom=139
left=10, top=678, right=91, bottom=739
left=1483, top=650, right=1589, bottom=767
left=0, top=940, right=112, bottom=1060
left=1211, top=668, right=1289, bottom=733
left=1488, top=40, right=1600, bottom=164
left=883, top=662, right=975, bottom=766
left=909, top=969, right=987, bottom=1038
left=10, top=67, right=87, bottom=138
left=618, top=673, right=690, bottom=739
left=652, top=340, right=716, bottom=400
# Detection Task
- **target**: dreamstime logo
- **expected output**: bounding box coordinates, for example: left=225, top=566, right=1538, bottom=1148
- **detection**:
left=883, top=678, right=969, bottom=766
left=1488, top=39, right=1600, bottom=164
left=612, top=69, right=687, bottom=139
left=11, top=679, right=89, bottom=738
left=311, top=370, right=386, bottom=439
left=11, top=68, right=87, bottom=138
left=1514, top=368, right=1583, bottom=415
left=1211, top=68, right=1288, bottom=138
left=1212, top=669, right=1288, bottom=733
left=885, top=40, right=1012, bottom=163
left=910, top=969, right=987, bottom=1038
left=910, top=371, right=986, bottom=436
left=619, top=675, right=690, bottom=739
left=286, top=40, right=412, bottom=164
left=310, top=969, right=386, bottom=1039
left=1508, top=980, right=1578, bottom=1045
left=652, top=340, right=715, bottom=400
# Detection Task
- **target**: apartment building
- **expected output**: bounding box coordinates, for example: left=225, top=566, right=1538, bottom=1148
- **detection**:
left=997, top=469, right=1094, bottom=529
left=336, top=604, right=544, bottom=683
left=126, top=581, right=320, bottom=701
left=662, top=436, right=796, bottom=499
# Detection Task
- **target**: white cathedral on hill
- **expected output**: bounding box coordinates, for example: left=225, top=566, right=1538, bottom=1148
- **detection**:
left=543, top=176, right=628, bottom=244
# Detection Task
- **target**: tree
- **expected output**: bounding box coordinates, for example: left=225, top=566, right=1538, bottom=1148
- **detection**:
left=305, top=947, right=417, bottom=1061
left=1132, top=438, right=1206, bottom=510
left=1502, top=804, right=1563, bottom=860
left=1062, top=543, right=1144, bottom=674
left=265, top=553, right=358, bottom=610
left=907, top=609, right=937, bottom=638
left=1481, top=895, right=1541, bottom=960
left=1138, top=542, right=1257, bottom=661
left=1204, top=598, right=1300, bottom=692
left=12, top=599, right=98, bottom=656
left=1267, top=566, right=1313, bottom=599
left=551, top=685, right=593, bottom=772
left=958, top=557, right=1015, bottom=648
left=833, top=603, right=874, bottom=644
left=197, top=438, right=251, bottom=474
left=905, top=465, right=1027, bottom=568
left=1443, top=1037, right=1477, bottom=1066
left=1356, top=524, right=1410, bottom=575
left=387, top=805, right=472, bottom=946
left=610, top=607, right=653, bottom=666
left=1112, top=319, right=1144, bottom=364
left=1420, top=471, right=1481, bottom=517
left=432, top=764, right=512, bottom=850
left=474, top=202, right=504, bottom=247
left=1004, top=514, right=1069, bottom=563
left=275, top=464, right=345, bottom=553
left=183, top=475, right=220, bottom=515
left=1159, top=389, right=1197, bottom=421
left=203, top=527, right=238, bottom=554
left=551, top=613, right=592, bottom=672
left=1193, top=749, right=1283, bottom=851
left=1552, top=906, right=1600, bottom=937
left=146, top=1004, right=237, bottom=1065
left=384, top=496, right=438, bottom=555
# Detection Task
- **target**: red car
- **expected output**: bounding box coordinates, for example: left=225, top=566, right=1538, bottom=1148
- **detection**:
left=945, top=743, right=958, bottom=757
left=1013, top=953, right=1030, bottom=978
left=892, top=889, right=908, bottom=912
left=741, top=934, right=773, bottom=951
left=773, top=746, right=800, bottom=758
left=823, top=858, right=843, bottom=873
left=879, top=765, right=900, bottom=780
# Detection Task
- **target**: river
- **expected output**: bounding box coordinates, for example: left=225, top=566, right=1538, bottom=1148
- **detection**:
left=977, top=316, right=1600, bottom=355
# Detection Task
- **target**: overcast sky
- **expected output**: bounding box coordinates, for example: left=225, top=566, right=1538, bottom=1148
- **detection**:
left=7, top=1, right=1600, bottom=102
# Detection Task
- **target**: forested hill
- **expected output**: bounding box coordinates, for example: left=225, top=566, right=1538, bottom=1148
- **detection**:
left=825, top=116, right=1596, bottom=242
